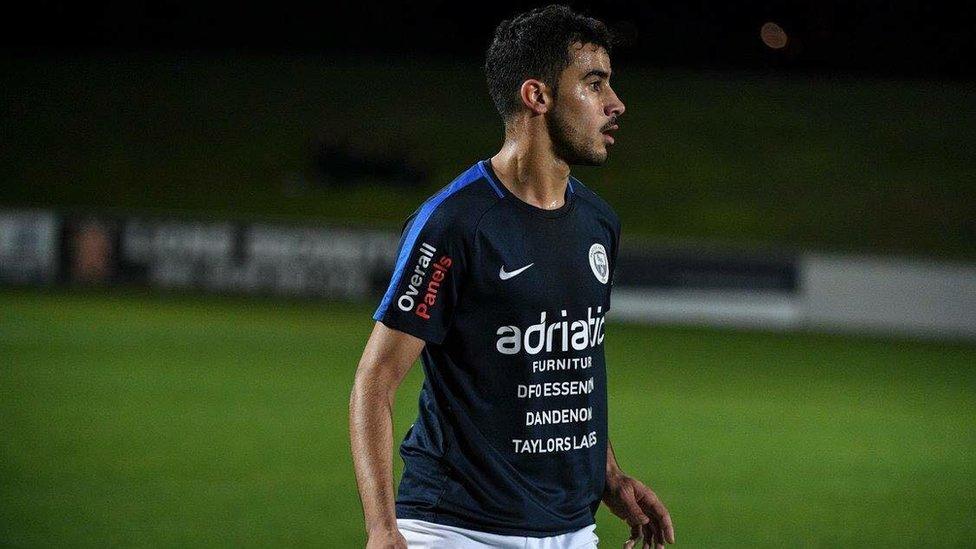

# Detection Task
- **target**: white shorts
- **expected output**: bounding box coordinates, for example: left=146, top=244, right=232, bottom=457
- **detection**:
left=397, top=518, right=599, bottom=549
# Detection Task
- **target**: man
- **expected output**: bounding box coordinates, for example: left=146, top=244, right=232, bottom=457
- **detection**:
left=349, top=5, right=675, bottom=548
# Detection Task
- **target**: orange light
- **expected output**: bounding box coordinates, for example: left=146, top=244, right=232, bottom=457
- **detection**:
left=760, top=22, right=788, bottom=50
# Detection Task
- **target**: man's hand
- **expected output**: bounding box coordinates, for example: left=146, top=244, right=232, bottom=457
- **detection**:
left=602, top=472, right=675, bottom=549
left=365, top=526, right=408, bottom=549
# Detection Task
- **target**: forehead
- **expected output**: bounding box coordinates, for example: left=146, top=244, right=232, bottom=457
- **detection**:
left=566, top=42, right=611, bottom=77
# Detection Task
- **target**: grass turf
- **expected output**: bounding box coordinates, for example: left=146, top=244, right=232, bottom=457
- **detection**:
left=1, top=289, right=974, bottom=546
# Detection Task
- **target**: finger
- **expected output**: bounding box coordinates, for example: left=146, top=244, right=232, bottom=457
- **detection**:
left=622, top=493, right=652, bottom=527
left=656, top=519, right=666, bottom=547
left=660, top=511, right=675, bottom=544
left=648, top=502, right=673, bottom=544
left=642, top=521, right=661, bottom=549
left=636, top=490, right=674, bottom=544
left=624, top=524, right=641, bottom=549
left=641, top=531, right=662, bottom=549
left=644, top=520, right=657, bottom=549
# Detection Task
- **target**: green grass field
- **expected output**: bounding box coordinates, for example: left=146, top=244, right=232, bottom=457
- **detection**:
left=2, top=289, right=975, bottom=546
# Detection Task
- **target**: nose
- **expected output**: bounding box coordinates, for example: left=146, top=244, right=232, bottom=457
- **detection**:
left=605, top=86, right=625, bottom=118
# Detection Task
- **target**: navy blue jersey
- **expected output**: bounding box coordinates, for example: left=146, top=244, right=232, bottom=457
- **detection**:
left=373, top=159, right=621, bottom=536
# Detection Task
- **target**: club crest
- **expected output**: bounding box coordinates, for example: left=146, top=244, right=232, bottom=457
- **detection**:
left=588, top=243, right=609, bottom=284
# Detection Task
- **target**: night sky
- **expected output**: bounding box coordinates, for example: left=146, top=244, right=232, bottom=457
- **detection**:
left=7, top=1, right=975, bottom=78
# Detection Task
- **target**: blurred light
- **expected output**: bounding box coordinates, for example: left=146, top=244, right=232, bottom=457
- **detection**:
left=760, top=22, right=788, bottom=50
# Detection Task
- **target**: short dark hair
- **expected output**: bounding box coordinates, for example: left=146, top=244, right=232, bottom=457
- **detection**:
left=485, top=4, right=614, bottom=122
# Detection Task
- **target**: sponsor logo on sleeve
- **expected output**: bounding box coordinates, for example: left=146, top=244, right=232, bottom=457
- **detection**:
left=396, top=242, right=453, bottom=320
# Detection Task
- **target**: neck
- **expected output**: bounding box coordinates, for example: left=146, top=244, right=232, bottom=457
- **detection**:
left=490, top=127, right=571, bottom=210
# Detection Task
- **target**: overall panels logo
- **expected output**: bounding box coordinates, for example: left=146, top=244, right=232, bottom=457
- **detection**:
left=588, top=243, right=609, bottom=284
left=396, top=242, right=453, bottom=320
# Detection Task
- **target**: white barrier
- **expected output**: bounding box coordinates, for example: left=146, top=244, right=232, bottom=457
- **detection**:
left=614, top=253, right=976, bottom=341
left=800, top=254, right=976, bottom=340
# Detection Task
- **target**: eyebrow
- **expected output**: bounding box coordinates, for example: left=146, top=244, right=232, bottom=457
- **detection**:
left=582, top=69, right=610, bottom=80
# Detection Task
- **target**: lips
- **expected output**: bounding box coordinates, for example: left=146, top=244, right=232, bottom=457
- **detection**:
left=601, top=124, right=618, bottom=144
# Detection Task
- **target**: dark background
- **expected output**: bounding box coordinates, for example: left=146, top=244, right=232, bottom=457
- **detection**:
left=9, top=1, right=976, bottom=78
left=4, top=0, right=975, bottom=258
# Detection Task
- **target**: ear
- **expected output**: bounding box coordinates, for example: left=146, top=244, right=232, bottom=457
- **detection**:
left=519, top=79, right=552, bottom=115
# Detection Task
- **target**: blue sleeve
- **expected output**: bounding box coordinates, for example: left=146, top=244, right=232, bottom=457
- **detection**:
left=372, top=211, right=465, bottom=344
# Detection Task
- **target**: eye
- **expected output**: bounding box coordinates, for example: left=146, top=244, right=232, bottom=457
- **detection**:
left=590, top=81, right=602, bottom=91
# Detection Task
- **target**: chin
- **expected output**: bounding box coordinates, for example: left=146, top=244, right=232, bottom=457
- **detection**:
left=557, top=137, right=610, bottom=166
left=565, top=142, right=604, bottom=166
left=582, top=148, right=609, bottom=166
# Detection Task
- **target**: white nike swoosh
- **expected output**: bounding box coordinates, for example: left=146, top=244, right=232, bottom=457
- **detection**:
left=499, top=263, right=534, bottom=280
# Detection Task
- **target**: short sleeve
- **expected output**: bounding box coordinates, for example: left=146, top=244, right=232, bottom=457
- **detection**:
left=373, top=211, right=465, bottom=344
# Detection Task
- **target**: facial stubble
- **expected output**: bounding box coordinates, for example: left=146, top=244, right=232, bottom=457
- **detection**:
left=546, top=101, right=609, bottom=167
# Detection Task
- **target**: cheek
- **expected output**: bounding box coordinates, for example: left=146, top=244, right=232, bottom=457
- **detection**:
left=564, top=85, right=598, bottom=115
